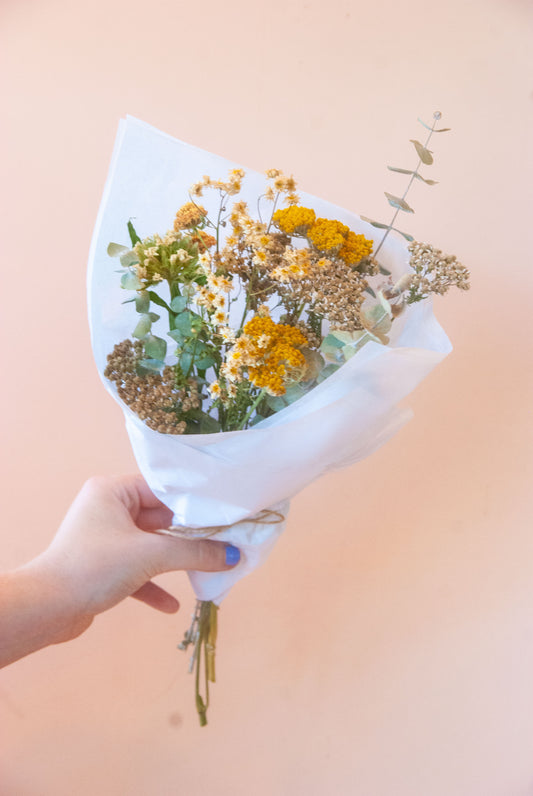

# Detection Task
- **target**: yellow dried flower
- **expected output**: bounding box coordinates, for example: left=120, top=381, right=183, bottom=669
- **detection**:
left=273, top=205, right=317, bottom=236
left=338, top=230, right=373, bottom=265
left=238, top=316, right=308, bottom=396
left=174, top=202, right=207, bottom=231
left=307, top=218, right=346, bottom=254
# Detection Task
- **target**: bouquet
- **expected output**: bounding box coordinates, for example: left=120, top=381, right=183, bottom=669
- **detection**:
left=88, top=114, right=469, bottom=724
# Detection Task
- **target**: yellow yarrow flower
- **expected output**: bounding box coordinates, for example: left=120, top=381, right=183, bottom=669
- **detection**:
left=308, top=218, right=373, bottom=264
left=273, top=205, right=317, bottom=236
left=238, top=316, right=308, bottom=396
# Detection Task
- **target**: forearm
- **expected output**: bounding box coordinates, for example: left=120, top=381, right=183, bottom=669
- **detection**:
left=0, top=556, right=91, bottom=668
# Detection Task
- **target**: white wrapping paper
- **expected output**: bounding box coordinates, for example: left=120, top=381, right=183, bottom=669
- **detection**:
left=88, top=117, right=452, bottom=604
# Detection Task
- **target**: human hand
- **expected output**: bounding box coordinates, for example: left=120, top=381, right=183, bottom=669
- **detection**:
left=0, top=475, right=240, bottom=666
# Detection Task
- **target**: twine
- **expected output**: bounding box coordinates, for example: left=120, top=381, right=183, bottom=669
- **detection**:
left=154, top=508, right=286, bottom=540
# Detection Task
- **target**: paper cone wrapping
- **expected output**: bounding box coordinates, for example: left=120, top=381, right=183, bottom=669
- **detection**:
left=88, top=117, right=452, bottom=603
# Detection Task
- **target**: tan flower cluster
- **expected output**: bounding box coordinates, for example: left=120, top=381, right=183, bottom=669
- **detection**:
left=104, top=339, right=202, bottom=434
left=173, top=202, right=208, bottom=231
left=190, top=168, right=245, bottom=198
left=407, top=242, right=470, bottom=300
left=265, top=169, right=300, bottom=205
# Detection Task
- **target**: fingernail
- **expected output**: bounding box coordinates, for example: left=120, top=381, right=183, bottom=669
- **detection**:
left=225, top=544, right=241, bottom=566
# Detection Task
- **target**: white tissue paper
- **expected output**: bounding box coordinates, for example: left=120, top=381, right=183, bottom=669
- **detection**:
left=88, top=117, right=452, bottom=605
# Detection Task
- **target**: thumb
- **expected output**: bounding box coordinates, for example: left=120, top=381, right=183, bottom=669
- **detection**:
left=141, top=533, right=241, bottom=575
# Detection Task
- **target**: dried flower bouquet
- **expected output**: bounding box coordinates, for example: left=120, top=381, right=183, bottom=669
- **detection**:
left=88, top=114, right=468, bottom=724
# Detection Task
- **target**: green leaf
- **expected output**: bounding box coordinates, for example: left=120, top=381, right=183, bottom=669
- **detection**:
left=360, top=215, right=389, bottom=230
left=265, top=394, right=288, bottom=412
left=321, top=332, right=345, bottom=350
left=316, top=363, right=340, bottom=383
left=148, top=312, right=160, bottom=322
left=144, top=334, right=167, bottom=360
left=199, top=413, right=221, bottom=433
left=135, top=292, right=150, bottom=313
left=387, top=166, right=415, bottom=175
left=137, top=358, right=165, bottom=373
left=128, top=220, right=141, bottom=246
left=174, top=311, right=192, bottom=337
left=107, top=242, right=130, bottom=257
left=410, top=139, right=434, bottom=165
left=121, top=272, right=143, bottom=290
left=133, top=314, right=153, bottom=338
left=170, top=295, right=188, bottom=313
left=195, top=355, right=215, bottom=370
left=148, top=291, right=172, bottom=312
left=179, top=351, right=193, bottom=375
left=168, top=329, right=184, bottom=343
left=384, top=192, right=414, bottom=213
left=120, top=251, right=139, bottom=268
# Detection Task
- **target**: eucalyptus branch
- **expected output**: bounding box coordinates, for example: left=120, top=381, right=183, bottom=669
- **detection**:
left=362, top=111, right=450, bottom=259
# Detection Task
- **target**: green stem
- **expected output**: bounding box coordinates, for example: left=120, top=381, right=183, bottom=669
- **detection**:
left=238, top=387, right=267, bottom=430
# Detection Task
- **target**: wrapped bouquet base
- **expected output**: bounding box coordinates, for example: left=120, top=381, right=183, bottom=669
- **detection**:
left=88, top=116, right=468, bottom=724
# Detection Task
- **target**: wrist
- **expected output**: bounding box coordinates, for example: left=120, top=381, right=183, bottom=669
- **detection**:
left=0, top=556, right=93, bottom=668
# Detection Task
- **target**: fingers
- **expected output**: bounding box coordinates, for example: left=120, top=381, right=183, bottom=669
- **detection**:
left=131, top=581, right=180, bottom=613
left=140, top=533, right=241, bottom=575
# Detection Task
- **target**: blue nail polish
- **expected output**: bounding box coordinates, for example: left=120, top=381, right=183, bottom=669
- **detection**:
left=225, top=544, right=241, bottom=566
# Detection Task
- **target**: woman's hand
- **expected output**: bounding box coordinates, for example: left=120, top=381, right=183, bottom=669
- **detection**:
left=0, top=475, right=240, bottom=667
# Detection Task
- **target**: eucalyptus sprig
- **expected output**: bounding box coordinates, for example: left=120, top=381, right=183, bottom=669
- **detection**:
left=361, top=111, right=451, bottom=257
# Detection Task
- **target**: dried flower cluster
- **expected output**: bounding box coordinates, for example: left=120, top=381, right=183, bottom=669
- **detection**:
left=406, top=242, right=470, bottom=302
left=106, top=140, right=469, bottom=433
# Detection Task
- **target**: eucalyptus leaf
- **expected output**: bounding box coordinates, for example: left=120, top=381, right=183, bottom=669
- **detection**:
left=174, top=311, right=192, bottom=337
left=133, top=314, right=153, bottom=338
left=170, top=295, right=187, bottom=313
left=168, top=329, right=184, bottom=343
left=387, top=166, right=414, bottom=175
left=121, top=271, right=143, bottom=291
left=135, top=292, right=150, bottom=313
left=179, top=352, right=193, bottom=375
left=391, top=227, right=415, bottom=242
left=148, top=312, right=160, bottom=322
left=384, top=192, right=414, bottom=213
left=265, top=394, right=288, bottom=412
left=144, top=334, right=167, bottom=361
left=199, top=413, right=221, bottom=434
left=321, top=333, right=345, bottom=350
left=413, top=173, right=438, bottom=186
left=359, top=215, right=390, bottom=230
left=316, top=363, right=340, bottom=383
left=195, top=355, right=215, bottom=370
left=410, top=139, right=434, bottom=165
left=107, top=242, right=130, bottom=257
left=361, top=304, right=392, bottom=343
left=137, top=358, right=165, bottom=373
left=120, top=251, right=139, bottom=268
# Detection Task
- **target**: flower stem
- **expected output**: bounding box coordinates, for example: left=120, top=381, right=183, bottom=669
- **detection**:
left=238, top=387, right=267, bottom=430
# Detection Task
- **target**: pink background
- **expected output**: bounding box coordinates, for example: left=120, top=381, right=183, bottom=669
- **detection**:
left=1, top=0, right=532, bottom=793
